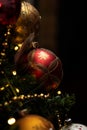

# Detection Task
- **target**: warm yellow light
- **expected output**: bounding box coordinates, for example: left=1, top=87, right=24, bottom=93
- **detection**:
left=14, top=46, right=19, bottom=51
left=7, top=117, right=16, bottom=125
left=1, top=71, right=4, bottom=74
left=27, top=95, right=31, bottom=98
left=16, top=88, right=20, bottom=93
left=2, top=42, right=8, bottom=46
left=1, top=52, right=5, bottom=56
left=7, top=31, right=10, bottom=35
left=40, top=93, right=44, bottom=97
left=12, top=70, right=17, bottom=75
left=20, top=95, right=24, bottom=99
left=18, top=43, right=22, bottom=48
left=13, top=96, right=18, bottom=100
left=0, top=87, right=4, bottom=91
left=4, top=33, right=7, bottom=36
left=5, top=84, right=9, bottom=87
left=34, top=94, right=38, bottom=97
left=4, top=102, right=8, bottom=106
left=57, top=90, right=61, bottom=95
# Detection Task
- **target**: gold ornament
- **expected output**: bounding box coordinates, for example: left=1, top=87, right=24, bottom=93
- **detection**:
left=10, top=115, right=55, bottom=130
left=11, top=1, right=41, bottom=45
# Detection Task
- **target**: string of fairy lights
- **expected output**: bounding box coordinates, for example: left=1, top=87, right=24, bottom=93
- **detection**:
left=0, top=25, right=21, bottom=106
left=0, top=25, right=16, bottom=83
left=0, top=92, right=50, bottom=107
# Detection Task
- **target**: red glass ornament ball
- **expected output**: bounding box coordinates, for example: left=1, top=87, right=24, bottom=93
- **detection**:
left=27, top=48, right=63, bottom=90
left=15, top=48, right=63, bottom=91
left=0, top=0, right=21, bottom=25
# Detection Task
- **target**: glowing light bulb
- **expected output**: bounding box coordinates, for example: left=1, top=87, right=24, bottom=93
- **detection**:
left=7, top=117, right=16, bottom=125
left=16, top=88, right=20, bottom=93
left=57, top=90, right=61, bottom=95
left=14, top=46, right=19, bottom=51
left=12, top=70, right=17, bottom=75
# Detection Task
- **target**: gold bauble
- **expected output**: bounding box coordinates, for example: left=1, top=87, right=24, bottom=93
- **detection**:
left=10, top=115, right=55, bottom=130
left=12, top=1, right=41, bottom=45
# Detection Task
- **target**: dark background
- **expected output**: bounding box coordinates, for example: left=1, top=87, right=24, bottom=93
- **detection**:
left=58, top=0, right=87, bottom=125
left=33, top=0, right=86, bottom=125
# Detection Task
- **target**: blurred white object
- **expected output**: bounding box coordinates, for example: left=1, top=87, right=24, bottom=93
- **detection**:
left=61, top=123, right=87, bottom=130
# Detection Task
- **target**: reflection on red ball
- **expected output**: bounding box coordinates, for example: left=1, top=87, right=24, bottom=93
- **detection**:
left=0, top=0, right=21, bottom=25
left=16, top=48, right=63, bottom=91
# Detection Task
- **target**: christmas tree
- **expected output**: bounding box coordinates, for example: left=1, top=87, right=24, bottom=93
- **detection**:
left=0, top=0, right=76, bottom=130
